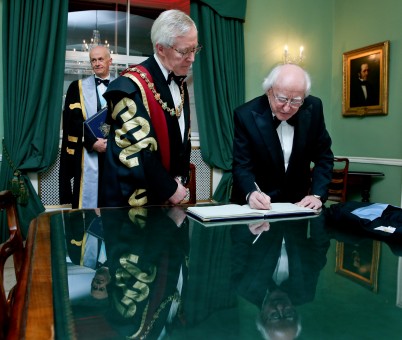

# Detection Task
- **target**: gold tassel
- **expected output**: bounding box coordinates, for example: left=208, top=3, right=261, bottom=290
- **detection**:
left=11, top=171, right=20, bottom=196
left=10, top=171, right=29, bottom=205
left=18, top=176, right=29, bottom=205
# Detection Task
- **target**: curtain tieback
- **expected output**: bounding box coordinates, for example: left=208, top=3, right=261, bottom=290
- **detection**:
left=2, top=142, right=29, bottom=205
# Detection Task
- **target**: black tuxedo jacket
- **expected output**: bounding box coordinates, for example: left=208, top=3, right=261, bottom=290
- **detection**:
left=231, top=94, right=333, bottom=204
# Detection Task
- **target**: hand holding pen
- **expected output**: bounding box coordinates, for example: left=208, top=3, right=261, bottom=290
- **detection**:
left=248, top=182, right=271, bottom=210
left=248, top=220, right=270, bottom=244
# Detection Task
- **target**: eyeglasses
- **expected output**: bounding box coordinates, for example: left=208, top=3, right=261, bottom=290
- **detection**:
left=271, top=89, right=304, bottom=108
left=169, top=45, right=202, bottom=58
left=266, top=309, right=297, bottom=322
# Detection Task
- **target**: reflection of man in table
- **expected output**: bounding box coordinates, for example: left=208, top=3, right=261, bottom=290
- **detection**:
left=350, top=62, right=379, bottom=107
left=231, top=214, right=330, bottom=339
left=65, top=210, right=107, bottom=270
left=102, top=207, right=189, bottom=339
left=91, top=266, right=111, bottom=300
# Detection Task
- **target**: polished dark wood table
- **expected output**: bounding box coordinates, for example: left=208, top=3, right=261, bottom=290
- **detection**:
left=19, top=205, right=402, bottom=339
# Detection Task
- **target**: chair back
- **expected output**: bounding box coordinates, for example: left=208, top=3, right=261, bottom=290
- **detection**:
left=183, top=163, right=197, bottom=204
left=327, top=158, right=349, bottom=203
left=0, top=190, right=24, bottom=338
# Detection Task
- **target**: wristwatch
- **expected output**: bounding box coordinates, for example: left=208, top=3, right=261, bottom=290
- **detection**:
left=313, top=194, right=321, bottom=201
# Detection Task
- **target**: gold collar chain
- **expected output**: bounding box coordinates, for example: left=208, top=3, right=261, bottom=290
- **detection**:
left=128, top=67, right=184, bottom=118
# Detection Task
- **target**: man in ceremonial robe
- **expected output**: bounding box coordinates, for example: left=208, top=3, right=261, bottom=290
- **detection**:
left=59, top=45, right=114, bottom=208
left=100, top=9, right=200, bottom=207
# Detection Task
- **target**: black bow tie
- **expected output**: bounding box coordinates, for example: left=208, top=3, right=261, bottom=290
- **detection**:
left=273, top=114, right=298, bottom=129
left=95, top=78, right=109, bottom=86
left=167, top=72, right=186, bottom=86
left=360, top=81, right=368, bottom=86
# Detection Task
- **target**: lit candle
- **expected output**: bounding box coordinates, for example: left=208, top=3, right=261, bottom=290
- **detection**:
left=284, top=45, right=288, bottom=57
left=300, top=46, right=304, bottom=58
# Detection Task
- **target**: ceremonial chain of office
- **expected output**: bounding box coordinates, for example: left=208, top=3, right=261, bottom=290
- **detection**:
left=128, top=67, right=185, bottom=118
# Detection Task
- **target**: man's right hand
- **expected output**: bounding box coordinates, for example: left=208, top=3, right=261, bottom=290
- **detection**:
left=168, top=178, right=188, bottom=204
left=248, top=191, right=271, bottom=210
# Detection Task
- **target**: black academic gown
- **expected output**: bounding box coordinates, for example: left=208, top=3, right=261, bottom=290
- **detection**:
left=100, top=56, right=191, bottom=207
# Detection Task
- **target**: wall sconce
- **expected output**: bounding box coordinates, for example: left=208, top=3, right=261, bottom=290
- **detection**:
left=283, top=45, right=304, bottom=65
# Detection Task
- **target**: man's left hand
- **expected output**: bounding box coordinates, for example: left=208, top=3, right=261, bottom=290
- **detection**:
left=296, top=195, right=322, bottom=209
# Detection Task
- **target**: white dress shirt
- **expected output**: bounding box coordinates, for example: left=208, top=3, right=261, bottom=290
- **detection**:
left=154, top=54, right=185, bottom=141
left=276, top=120, right=294, bottom=171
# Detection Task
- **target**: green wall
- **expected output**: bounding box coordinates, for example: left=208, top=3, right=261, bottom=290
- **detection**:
left=330, top=0, right=402, bottom=205
left=245, top=0, right=402, bottom=206
left=244, top=0, right=333, bottom=106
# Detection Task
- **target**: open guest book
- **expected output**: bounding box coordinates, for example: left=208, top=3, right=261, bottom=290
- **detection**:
left=186, top=203, right=318, bottom=222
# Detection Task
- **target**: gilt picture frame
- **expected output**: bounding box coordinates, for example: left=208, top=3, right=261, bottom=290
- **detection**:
left=397, top=257, right=402, bottom=308
left=342, top=41, right=389, bottom=116
left=335, top=240, right=381, bottom=292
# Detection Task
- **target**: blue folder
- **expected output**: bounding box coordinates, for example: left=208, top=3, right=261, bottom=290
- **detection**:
left=84, top=107, right=109, bottom=138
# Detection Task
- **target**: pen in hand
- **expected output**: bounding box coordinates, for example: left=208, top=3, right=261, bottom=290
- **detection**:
left=252, top=232, right=262, bottom=244
left=253, top=182, right=271, bottom=210
left=249, top=220, right=270, bottom=244
left=253, top=186, right=263, bottom=244
left=254, top=182, right=262, bottom=194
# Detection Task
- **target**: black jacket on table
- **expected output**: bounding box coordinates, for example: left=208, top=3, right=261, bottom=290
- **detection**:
left=231, top=94, right=334, bottom=205
left=100, top=56, right=191, bottom=207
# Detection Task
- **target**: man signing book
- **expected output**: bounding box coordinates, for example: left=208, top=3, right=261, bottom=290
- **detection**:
left=231, top=64, right=334, bottom=211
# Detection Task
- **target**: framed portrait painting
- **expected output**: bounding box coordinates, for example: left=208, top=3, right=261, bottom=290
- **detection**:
left=335, top=240, right=381, bottom=292
left=342, top=41, right=389, bottom=116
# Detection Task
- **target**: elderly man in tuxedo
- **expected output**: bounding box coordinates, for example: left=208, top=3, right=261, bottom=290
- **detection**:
left=232, top=63, right=334, bottom=210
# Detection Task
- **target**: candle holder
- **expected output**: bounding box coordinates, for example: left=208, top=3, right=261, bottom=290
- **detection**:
left=283, top=45, right=304, bottom=65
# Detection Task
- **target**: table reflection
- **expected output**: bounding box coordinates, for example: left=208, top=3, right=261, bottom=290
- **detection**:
left=65, top=206, right=189, bottom=339
left=231, top=214, right=330, bottom=339
left=48, top=205, right=402, bottom=340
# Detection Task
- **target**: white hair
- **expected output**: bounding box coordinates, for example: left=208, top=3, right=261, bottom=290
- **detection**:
left=262, top=64, right=311, bottom=97
left=151, top=9, right=197, bottom=52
